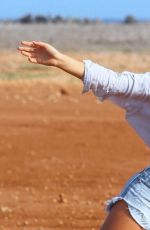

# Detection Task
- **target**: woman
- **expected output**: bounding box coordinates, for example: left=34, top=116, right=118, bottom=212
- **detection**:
left=18, top=41, right=150, bottom=230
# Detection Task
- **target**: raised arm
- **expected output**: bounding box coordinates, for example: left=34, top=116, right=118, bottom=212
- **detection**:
left=18, top=41, right=150, bottom=147
left=18, top=41, right=150, bottom=102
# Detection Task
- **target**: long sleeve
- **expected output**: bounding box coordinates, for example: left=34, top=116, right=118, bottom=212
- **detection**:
left=82, top=60, right=150, bottom=102
left=82, top=60, right=150, bottom=147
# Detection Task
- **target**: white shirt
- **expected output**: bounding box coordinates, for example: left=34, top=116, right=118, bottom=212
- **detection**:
left=82, top=60, right=150, bottom=147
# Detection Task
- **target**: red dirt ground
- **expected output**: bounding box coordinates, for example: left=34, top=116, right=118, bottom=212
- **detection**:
left=0, top=78, right=149, bottom=230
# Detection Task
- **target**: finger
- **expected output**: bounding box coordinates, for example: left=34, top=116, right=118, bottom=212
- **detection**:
left=28, top=57, right=38, bottom=64
left=20, top=51, right=31, bottom=57
left=21, top=41, right=35, bottom=47
left=18, top=46, right=35, bottom=52
left=33, top=41, right=47, bottom=48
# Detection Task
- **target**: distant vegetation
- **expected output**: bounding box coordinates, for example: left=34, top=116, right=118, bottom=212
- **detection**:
left=0, top=14, right=140, bottom=24
left=16, top=14, right=101, bottom=24
left=123, top=15, right=138, bottom=24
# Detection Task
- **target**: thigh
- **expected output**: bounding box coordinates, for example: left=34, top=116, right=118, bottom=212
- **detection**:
left=100, top=200, right=143, bottom=230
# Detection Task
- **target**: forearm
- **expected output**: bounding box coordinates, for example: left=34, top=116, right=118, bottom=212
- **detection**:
left=56, top=53, right=85, bottom=80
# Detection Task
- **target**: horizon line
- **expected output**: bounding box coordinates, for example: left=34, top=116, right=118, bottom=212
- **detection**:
left=0, top=15, right=150, bottom=22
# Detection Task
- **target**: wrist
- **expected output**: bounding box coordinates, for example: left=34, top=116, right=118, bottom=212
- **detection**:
left=53, top=52, right=85, bottom=80
left=54, top=52, right=66, bottom=68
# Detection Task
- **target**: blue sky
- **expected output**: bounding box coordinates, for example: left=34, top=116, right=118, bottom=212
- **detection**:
left=1, top=0, right=150, bottom=20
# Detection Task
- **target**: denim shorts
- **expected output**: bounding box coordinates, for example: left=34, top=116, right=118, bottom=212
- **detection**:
left=105, top=166, right=150, bottom=230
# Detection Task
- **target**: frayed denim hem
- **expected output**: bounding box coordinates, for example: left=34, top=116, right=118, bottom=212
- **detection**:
left=105, top=196, right=149, bottom=230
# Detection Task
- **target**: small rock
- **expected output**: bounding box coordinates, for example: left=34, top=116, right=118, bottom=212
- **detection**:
left=72, top=194, right=79, bottom=201
left=58, top=220, right=64, bottom=225
left=17, top=221, right=21, bottom=226
left=86, top=200, right=92, bottom=205
left=58, top=193, right=68, bottom=204
left=24, top=220, right=29, bottom=226
left=34, top=218, right=38, bottom=223
left=44, top=186, right=49, bottom=191
left=60, top=88, right=70, bottom=96
left=0, top=206, right=12, bottom=214
left=25, top=187, right=30, bottom=192
left=52, top=198, right=57, bottom=203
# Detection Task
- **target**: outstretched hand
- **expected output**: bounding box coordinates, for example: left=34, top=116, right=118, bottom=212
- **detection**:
left=18, top=40, right=84, bottom=80
left=18, top=41, right=61, bottom=66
